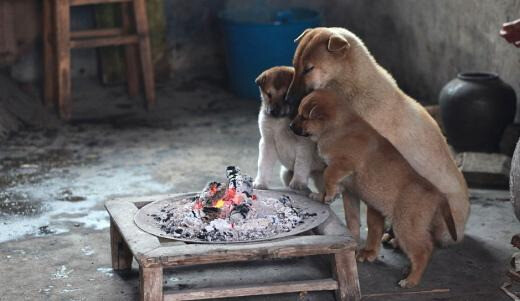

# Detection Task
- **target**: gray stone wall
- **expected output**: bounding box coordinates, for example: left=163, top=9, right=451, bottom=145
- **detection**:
left=335, top=0, right=520, bottom=105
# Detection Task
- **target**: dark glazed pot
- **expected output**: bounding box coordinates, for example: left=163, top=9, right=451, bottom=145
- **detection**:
left=439, top=72, right=517, bottom=153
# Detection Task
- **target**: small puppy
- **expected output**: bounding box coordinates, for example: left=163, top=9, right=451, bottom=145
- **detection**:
left=253, top=66, right=325, bottom=196
left=290, top=90, right=457, bottom=288
left=286, top=27, right=468, bottom=245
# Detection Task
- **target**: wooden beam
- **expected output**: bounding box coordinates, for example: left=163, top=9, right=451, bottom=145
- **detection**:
left=70, top=35, right=138, bottom=49
left=133, top=0, right=156, bottom=107
left=144, top=235, right=355, bottom=268
left=333, top=251, right=361, bottom=301
left=42, top=0, right=56, bottom=106
left=121, top=2, right=140, bottom=97
left=54, top=0, right=72, bottom=120
left=71, top=28, right=124, bottom=39
left=70, top=0, right=131, bottom=6
left=140, top=265, right=163, bottom=301
left=105, top=200, right=161, bottom=261
left=164, top=279, right=338, bottom=301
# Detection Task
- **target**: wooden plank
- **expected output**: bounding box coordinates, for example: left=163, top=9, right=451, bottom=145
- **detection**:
left=333, top=251, right=361, bottom=301
left=122, top=2, right=140, bottom=97
left=144, top=235, right=355, bottom=268
left=133, top=0, right=156, bottom=108
left=70, top=35, right=138, bottom=49
left=164, top=279, right=338, bottom=301
left=71, top=28, right=124, bottom=39
left=42, top=0, right=56, bottom=106
left=70, top=0, right=131, bottom=6
left=54, top=0, right=72, bottom=120
left=105, top=200, right=161, bottom=262
left=140, top=265, right=163, bottom=301
left=110, top=218, right=133, bottom=271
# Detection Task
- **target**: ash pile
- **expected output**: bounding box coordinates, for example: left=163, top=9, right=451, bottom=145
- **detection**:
left=151, top=166, right=314, bottom=242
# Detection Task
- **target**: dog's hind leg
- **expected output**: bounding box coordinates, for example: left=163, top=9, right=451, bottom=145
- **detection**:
left=393, top=221, right=433, bottom=288
left=342, top=189, right=361, bottom=242
left=357, top=207, right=385, bottom=262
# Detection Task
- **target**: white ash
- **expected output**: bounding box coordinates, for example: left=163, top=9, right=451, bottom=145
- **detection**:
left=151, top=193, right=314, bottom=242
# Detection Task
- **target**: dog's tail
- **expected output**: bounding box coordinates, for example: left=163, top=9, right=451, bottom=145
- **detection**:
left=439, top=194, right=458, bottom=242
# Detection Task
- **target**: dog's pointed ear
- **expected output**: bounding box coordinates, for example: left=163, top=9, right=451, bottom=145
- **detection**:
left=255, top=72, right=266, bottom=87
left=327, top=34, right=350, bottom=52
left=294, top=28, right=312, bottom=43
left=308, top=104, right=323, bottom=120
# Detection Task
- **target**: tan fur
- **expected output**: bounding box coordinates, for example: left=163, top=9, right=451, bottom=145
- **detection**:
left=286, top=27, right=469, bottom=245
left=291, top=90, right=457, bottom=288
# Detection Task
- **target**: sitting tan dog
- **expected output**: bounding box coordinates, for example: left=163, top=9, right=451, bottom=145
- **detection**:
left=290, top=90, right=457, bottom=288
left=285, top=27, right=469, bottom=244
left=253, top=66, right=325, bottom=196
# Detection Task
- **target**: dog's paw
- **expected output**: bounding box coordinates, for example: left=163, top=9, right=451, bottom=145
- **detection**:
left=398, top=278, right=418, bottom=289
left=356, top=249, right=378, bottom=263
left=322, top=194, right=335, bottom=205
left=253, top=181, right=268, bottom=190
left=308, top=192, right=323, bottom=202
left=289, top=180, right=310, bottom=192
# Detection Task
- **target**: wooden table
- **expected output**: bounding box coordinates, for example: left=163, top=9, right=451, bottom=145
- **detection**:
left=105, top=193, right=361, bottom=301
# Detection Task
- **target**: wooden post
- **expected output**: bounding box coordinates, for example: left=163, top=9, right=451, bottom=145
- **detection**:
left=333, top=251, right=361, bottom=301
left=43, top=0, right=56, bottom=106
left=132, top=0, right=155, bottom=108
left=54, top=0, right=72, bottom=120
left=139, top=265, right=163, bottom=301
left=121, top=2, right=140, bottom=97
left=110, top=218, right=133, bottom=271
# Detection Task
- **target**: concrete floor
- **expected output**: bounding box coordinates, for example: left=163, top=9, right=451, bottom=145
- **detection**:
left=1, top=79, right=519, bottom=301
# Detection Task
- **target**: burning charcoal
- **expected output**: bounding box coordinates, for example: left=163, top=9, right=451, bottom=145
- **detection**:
left=226, top=166, right=253, bottom=197
left=202, top=206, right=220, bottom=221
left=199, top=181, right=226, bottom=204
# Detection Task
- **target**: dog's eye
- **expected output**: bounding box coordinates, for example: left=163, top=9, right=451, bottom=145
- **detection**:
left=303, top=66, right=314, bottom=75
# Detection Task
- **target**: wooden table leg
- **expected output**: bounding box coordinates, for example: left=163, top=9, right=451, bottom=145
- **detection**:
left=110, top=218, right=133, bottom=271
left=132, top=0, right=156, bottom=108
left=333, top=250, right=361, bottom=301
left=121, top=2, right=140, bottom=98
left=139, top=265, right=163, bottom=301
left=43, top=0, right=56, bottom=107
left=54, top=0, right=72, bottom=120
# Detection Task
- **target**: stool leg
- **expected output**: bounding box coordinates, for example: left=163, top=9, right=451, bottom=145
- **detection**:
left=132, top=0, right=156, bottom=108
left=139, top=265, right=163, bottom=301
left=43, top=0, right=56, bottom=107
left=54, top=0, right=72, bottom=120
left=121, top=2, right=140, bottom=98
left=333, top=250, right=361, bottom=301
left=110, top=218, right=133, bottom=271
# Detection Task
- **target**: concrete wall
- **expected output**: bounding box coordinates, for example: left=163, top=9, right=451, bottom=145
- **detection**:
left=335, top=0, right=520, bottom=105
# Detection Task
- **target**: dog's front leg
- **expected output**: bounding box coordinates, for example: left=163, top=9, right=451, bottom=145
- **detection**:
left=343, top=189, right=361, bottom=242
left=289, top=144, right=312, bottom=192
left=322, top=164, right=353, bottom=204
left=254, top=136, right=277, bottom=189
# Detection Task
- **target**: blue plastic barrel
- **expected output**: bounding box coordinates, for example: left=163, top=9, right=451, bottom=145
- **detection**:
left=219, top=8, right=321, bottom=99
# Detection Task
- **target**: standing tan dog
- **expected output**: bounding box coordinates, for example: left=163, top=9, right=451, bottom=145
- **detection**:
left=286, top=27, right=469, bottom=244
left=253, top=66, right=325, bottom=196
left=290, top=90, right=457, bottom=288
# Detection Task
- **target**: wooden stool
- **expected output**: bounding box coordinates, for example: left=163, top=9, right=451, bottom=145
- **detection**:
left=43, top=0, right=156, bottom=120
left=106, top=192, right=362, bottom=301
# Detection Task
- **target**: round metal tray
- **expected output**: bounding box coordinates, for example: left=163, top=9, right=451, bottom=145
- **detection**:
left=134, top=189, right=330, bottom=244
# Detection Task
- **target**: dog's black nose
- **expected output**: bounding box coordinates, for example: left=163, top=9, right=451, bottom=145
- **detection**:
left=289, top=122, right=295, bottom=131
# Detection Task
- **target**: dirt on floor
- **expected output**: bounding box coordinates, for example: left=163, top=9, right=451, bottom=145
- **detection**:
left=0, top=79, right=519, bottom=301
